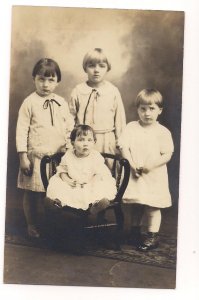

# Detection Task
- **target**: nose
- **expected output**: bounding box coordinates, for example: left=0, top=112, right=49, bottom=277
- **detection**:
left=43, top=80, right=49, bottom=87
left=94, top=65, right=100, bottom=73
left=145, top=109, right=150, bottom=116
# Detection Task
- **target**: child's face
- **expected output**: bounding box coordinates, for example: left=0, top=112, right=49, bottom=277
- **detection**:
left=85, top=62, right=108, bottom=85
left=73, top=131, right=95, bottom=157
left=34, top=74, right=59, bottom=97
left=137, top=103, right=162, bottom=126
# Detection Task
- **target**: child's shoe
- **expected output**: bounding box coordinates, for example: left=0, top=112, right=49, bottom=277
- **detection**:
left=27, top=225, right=40, bottom=238
left=137, top=232, right=159, bottom=251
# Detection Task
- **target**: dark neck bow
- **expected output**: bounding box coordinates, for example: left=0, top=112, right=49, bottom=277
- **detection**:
left=83, top=89, right=98, bottom=125
left=43, top=99, right=61, bottom=126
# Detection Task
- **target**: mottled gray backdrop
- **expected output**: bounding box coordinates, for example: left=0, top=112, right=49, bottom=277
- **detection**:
left=7, top=6, right=184, bottom=211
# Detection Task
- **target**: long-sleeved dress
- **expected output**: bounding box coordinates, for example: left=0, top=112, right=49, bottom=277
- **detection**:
left=46, top=149, right=117, bottom=210
left=69, top=81, right=126, bottom=154
left=16, top=91, right=74, bottom=192
left=118, top=121, right=174, bottom=208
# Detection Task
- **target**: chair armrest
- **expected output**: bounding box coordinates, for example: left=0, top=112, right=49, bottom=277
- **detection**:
left=114, top=158, right=130, bottom=202
left=102, top=153, right=130, bottom=203
left=40, top=156, right=51, bottom=191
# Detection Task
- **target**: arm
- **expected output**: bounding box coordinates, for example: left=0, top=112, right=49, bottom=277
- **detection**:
left=118, top=123, right=140, bottom=178
left=56, top=154, right=77, bottom=187
left=59, top=172, right=77, bottom=188
left=68, top=88, right=79, bottom=126
left=114, top=89, right=126, bottom=148
left=63, top=99, right=75, bottom=149
left=142, top=152, right=173, bottom=174
left=121, top=145, right=140, bottom=177
left=16, top=99, right=31, bottom=153
left=18, top=152, right=32, bottom=176
left=16, top=99, right=32, bottom=175
left=143, top=129, right=174, bottom=173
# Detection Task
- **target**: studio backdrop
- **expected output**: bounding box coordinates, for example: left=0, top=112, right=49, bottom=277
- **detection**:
left=6, top=6, right=184, bottom=214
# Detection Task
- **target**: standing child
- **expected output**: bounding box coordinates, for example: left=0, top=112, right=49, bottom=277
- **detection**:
left=69, top=48, right=126, bottom=162
left=16, top=58, right=74, bottom=238
left=46, top=125, right=117, bottom=212
left=119, top=89, right=174, bottom=251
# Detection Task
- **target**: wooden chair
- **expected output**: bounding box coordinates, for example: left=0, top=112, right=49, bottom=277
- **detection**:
left=40, top=152, right=130, bottom=249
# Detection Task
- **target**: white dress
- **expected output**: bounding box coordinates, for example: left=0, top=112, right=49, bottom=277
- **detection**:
left=46, top=149, right=117, bottom=210
left=69, top=81, right=126, bottom=154
left=16, top=91, right=74, bottom=192
left=118, top=121, right=174, bottom=208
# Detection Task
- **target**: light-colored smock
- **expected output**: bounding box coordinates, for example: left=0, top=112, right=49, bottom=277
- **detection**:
left=47, top=149, right=117, bottom=209
left=16, top=91, right=74, bottom=192
left=119, top=121, right=174, bottom=208
left=69, top=81, right=126, bottom=154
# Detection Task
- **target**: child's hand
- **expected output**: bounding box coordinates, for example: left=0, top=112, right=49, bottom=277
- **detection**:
left=19, top=153, right=32, bottom=176
left=132, top=168, right=142, bottom=178
left=142, top=163, right=154, bottom=174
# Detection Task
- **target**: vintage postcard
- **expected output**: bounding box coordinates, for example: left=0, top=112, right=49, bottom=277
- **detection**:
left=2, top=2, right=187, bottom=296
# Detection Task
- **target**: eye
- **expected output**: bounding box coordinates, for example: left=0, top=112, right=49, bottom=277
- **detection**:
left=87, top=63, right=95, bottom=68
left=99, top=63, right=107, bottom=68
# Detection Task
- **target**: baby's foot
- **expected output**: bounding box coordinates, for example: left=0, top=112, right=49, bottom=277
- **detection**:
left=27, top=225, right=40, bottom=238
left=89, top=198, right=110, bottom=215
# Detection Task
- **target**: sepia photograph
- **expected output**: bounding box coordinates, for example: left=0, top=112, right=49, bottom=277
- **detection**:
left=2, top=4, right=185, bottom=290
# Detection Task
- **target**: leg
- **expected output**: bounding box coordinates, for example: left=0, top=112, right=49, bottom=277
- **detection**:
left=128, top=204, right=144, bottom=246
left=138, top=206, right=161, bottom=251
left=23, top=190, right=41, bottom=238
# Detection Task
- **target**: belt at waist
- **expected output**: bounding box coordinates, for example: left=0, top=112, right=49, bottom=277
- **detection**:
left=94, top=128, right=115, bottom=134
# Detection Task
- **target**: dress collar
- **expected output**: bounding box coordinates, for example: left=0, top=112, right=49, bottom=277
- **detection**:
left=76, top=81, right=113, bottom=95
left=34, top=92, right=61, bottom=105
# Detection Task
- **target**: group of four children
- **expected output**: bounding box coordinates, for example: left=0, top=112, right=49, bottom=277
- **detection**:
left=16, top=48, right=174, bottom=251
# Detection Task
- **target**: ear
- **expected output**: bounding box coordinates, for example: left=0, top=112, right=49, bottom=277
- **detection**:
left=158, top=107, right=163, bottom=115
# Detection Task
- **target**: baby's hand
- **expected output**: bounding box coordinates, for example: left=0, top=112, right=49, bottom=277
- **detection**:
left=60, top=173, right=77, bottom=188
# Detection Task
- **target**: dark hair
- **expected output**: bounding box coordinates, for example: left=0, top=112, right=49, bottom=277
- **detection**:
left=70, top=125, right=96, bottom=142
left=32, top=58, right=61, bottom=82
left=82, top=48, right=111, bottom=72
left=135, top=88, right=163, bottom=108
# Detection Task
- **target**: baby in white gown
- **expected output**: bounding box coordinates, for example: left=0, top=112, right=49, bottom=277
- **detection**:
left=47, top=125, right=117, bottom=213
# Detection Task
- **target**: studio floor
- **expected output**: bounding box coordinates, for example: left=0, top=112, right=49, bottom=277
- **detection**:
left=3, top=205, right=178, bottom=289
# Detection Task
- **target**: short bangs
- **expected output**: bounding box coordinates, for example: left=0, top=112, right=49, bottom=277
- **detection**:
left=83, top=48, right=111, bottom=72
left=136, top=89, right=163, bottom=108
left=70, top=125, right=96, bottom=142
left=32, top=58, right=61, bottom=82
